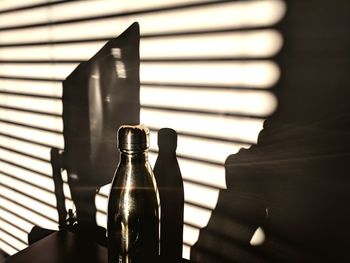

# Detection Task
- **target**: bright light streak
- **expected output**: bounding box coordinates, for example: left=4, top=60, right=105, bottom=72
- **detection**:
left=183, top=181, right=219, bottom=210
left=1, top=209, right=34, bottom=232
left=0, top=6, right=48, bottom=28
left=183, top=224, right=200, bottom=245
left=0, top=64, right=77, bottom=80
left=95, top=192, right=108, bottom=214
left=141, top=30, right=283, bottom=58
left=0, top=239, right=19, bottom=255
left=0, top=26, right=50, bottom=45
left=0, top=79, right=62, bottom=97
left=0, top=0, right=43, bottom=11
left=0, top=30, right=282, bottom=61
left=0, top=122, right=64, bottom=149
left=141, top=86, right=277, bottom=116
left=178, top=158, right=226, bottom=189
left=140, top=61, right=279, bottom=88
left=0, top=220, right=28, bottom=244
left=63, top=182, right=72, bottom=200
left=51, top=42, right=104, bottom=60
left=0, top=0, right=204, bottom=28
left=0, top=161, right=55, bottom=192
left=98, top=184, right=110, bottom=196
left=182, top=244, right=191, bottom=260
left=60, top=169, right=68, bottom=183
left=53, top=0, right=286, bottom=39
left=174, top=135, right=248, bottom=164
left=250, top=226, right=266, bottom=246
left=141, top=108, right=264, bottom=144
left=0, top=1, right=285, bottom=44
left=148, top=152, right=157, bottom=167
left=0, top=185, right=58, bottom=222
left=149, top=130, right=249, bottom=164
left=49, top=0, right=205, bottom=22
left=60, top=170, right=74, bottom=209
left=0, top=108, right=62, bottom=132
left=0, top=134, right=51, bottom=161
left=0, top=94, right=62, bottom=115
left=0, top=173, right=57, bottom=207
left=0, top=46, right=56, bottom=60
left=148, top=151, right=225, bottom=189
left=0, top=194, right=58, bottom=229
left=95, top=185, right=109, bottom=228
left=184, top=203, right=212, bottom=228
left=0, top=148, right=52, bottom=177
left=96, top=211, right=107, bottom=229
left=0, top=230, right=26, bottom=251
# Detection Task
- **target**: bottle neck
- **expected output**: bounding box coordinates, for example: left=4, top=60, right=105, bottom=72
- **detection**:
left=119, top=150, right=148, bottom=164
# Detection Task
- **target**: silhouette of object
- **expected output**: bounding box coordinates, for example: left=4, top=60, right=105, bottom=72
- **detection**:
left=29, top=22, right=140, bottom=246
left=191, top=1, right=350, bottom=262
left=63, top=22, right=140, bottom=228
left=51, top=148, right=66, bottom=227
left=153, top=128, right=184, bottom=262
left=190, top=151, right=267, bottom=263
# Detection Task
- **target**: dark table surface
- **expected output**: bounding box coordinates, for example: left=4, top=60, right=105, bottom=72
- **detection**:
left=3, top=230, right=191, bottom=263
left=3, top=231, right=107, bottom=263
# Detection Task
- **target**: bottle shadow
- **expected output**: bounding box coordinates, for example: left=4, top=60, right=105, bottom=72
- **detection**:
left=153, top=128, right=184, bottom=262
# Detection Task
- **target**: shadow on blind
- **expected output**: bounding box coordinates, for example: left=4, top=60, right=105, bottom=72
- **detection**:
left=0, top=0, right=285, bottom=259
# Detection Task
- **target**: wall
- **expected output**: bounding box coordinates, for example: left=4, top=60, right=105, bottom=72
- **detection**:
left=0, top=0, right=285, bottom=259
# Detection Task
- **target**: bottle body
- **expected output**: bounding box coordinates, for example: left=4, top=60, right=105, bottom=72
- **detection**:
left=107, top=151, right=159, bottom=263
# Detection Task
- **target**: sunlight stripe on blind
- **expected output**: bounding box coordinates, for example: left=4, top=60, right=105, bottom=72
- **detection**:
left=0, top=79, right=62, bottom=97
left=0, top=0, right=203, bottom=28
left=149, top=131, right=250, bottom=164
left=0, top=60, right=280, bottom=88
left=0, top=94, right=62, bottom=114
left=0, top=161, right=55, bottom=192
left=141, top=86, right=277, bottom=116
left=141, top=61, right=280, bottom=88
left=0, top=220, right=28, bottom=244
left=0, top=1, right=285, bottom=44
left=0, top=134, right=51, bottom=161
left=0, top=121, right=64, bottom=149
left=0, top=173, right=57, bottom=207
left=0, top=197, right=58, bottom=230
left=141, top=108, right=265, bottom=143
left=0, top=30, right=282, bottom=60
left=0, top=0, right=46, bottom=11
left=0, top=208, right=34, bottom=233
left=0, top=230, right=27, bottom=251
left=0, top=63, right=76, bottom=80
left=0, top=148, right=52, bottom=176
left=0, top=108, right=62, bottom=132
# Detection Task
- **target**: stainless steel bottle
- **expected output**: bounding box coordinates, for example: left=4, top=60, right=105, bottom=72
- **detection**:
left=107, top=125, right=159, bottom=263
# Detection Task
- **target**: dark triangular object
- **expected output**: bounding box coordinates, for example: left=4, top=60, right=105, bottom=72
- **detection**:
left=62, top=22, right=140, bottom=225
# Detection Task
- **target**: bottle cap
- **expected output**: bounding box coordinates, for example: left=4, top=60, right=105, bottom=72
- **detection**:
left=118, top=124, right=149, bottom=152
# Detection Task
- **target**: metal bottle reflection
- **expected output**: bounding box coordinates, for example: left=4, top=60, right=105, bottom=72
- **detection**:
left=107, top=125, right=159, bottom=263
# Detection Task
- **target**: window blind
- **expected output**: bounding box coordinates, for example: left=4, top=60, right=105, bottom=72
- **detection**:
left=0, top=0, right=285, bottom=259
